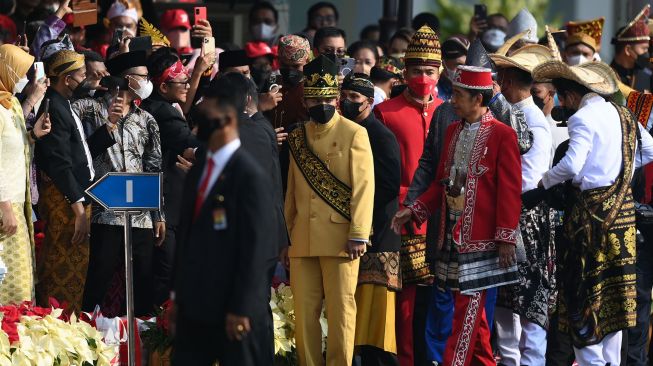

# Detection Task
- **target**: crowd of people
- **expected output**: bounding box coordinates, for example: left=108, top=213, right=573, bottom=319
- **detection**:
left=3, top=0, right=653, bottom=365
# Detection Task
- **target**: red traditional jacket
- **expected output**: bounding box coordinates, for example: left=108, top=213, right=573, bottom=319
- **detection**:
left=408, top=112, right=522, bottom=253
left=374, top=89, right=443, bottom=235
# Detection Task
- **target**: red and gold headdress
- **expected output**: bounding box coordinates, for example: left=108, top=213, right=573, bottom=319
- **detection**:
left=615, top=5, right=650, bottom=44
left=566, top=17, right=604, bottom=51
left=152, top=60, right=189, bottom=87
left=452, top=65, right=493, bottom=90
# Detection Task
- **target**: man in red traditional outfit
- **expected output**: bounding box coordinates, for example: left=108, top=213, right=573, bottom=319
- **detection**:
left=373, top=24, right=443, bottom=365
left=393, top=65, right=522, bottom=366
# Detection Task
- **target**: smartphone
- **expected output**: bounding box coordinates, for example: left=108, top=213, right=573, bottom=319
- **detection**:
left=338, top=57, right=356, bottom=77
left=34, top=62, right=45, bottom=81
left=474, top=4, right=487, bottom=22
left=44, top=98, right=50, bottom=115
left=130, top=36, right=152, bottom=52
left=194, top=7, right=207, bottom=25
left=201, top=36, right=215, bottom=56
left=111, top=28, right=124, bottom=46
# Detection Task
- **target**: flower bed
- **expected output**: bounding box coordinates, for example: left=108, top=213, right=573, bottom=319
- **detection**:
left=0, top=302, right=116, bottom=365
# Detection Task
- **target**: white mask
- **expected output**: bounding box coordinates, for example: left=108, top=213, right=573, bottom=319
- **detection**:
left=445, top=67, right=457, bottom=80
left=13, top=77, right=28, bottom=94
left=252, top=23, right=276, bottom=41
left=567, top=54, right=589, bottom=66
left=130, top=77, right=153, bottom=100
left=482, top=28, right=506, bottom=52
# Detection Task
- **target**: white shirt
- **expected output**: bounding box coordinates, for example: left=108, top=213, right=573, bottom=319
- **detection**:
left=198, top=138, right=241, bottom=201
left=0, top=98, right=27, bottom=203
left=69, top=101, right=94, bottom=181
left=515, top=97, right=552, bottom=192
left=543, top=94, right=653, bottom=191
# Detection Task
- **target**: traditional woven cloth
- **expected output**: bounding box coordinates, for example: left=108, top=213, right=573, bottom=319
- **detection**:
left=0, top=203, right=34, bottom=304
left=627, top=90, right=653, bottom=131
left=358, top=251, right=401, bottom=291
left=497, top=203, right=558, bottom=329
left=36, top=180, right=90, bottom=312
left=400, top=235, right=433, bottom=285
left=558, top=103, right=638, bottom=347
left=404, top=25, right=441, bottom=67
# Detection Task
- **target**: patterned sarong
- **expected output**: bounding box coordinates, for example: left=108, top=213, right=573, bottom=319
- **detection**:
left=358, top=251, right=401, bottom=291
left=558, top=102, right=638, bottom=347
left=400, top=235, right=433, bottom=285
left=498, top=203, right=557, bottom=329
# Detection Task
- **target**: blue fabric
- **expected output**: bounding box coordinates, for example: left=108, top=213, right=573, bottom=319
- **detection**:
left=425, top=286, right=497, bottom=363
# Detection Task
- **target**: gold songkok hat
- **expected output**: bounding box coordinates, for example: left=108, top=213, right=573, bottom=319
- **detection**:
left=46, top=50, right=84, bottom=77
left=303, top=54, right=339, bottom=98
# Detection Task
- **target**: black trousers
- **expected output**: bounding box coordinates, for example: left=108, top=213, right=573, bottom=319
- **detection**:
left=626, top=225, right=653, bottom=365
left=172, top=309, right=273, bottom=366
left=357, top=346, right=399, bottom=366
left=152, top=224, right=177, bottom=305
left=82, top=223, right=155, bottom=316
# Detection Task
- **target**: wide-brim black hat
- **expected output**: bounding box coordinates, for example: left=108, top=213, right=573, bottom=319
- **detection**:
left=106, top=50, right=148, bottom=76
left=218, top=50, right=249, bottom=71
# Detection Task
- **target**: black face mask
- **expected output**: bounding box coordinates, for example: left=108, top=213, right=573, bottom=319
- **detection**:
left=190, top=109, right=227, bottom=142
left=636, top=52, right=651, bottom=70
left=72, top=79, right=96, bottom=99
left=551, top=106, right=576, bottom=122
left=340, top=99, right=364, bottom=120
left=532, top=94, right=546, bottom=111
left=308, top=104, right=336, bottom=124
left=280, top=68, right=303, bottom=86
left=251, top=67, right=270, bottom=89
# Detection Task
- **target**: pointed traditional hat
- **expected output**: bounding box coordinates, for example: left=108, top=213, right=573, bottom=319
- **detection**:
left=465, top=39, right=494, bottom=71
left=404, top=24, right=442, bottom=67
left=566, top=17, right=604, bottom=51
left=506, top=8, right=538, bottom=44
left=614, top=4, right=650, bottom=44
left=532, top=60, right=619, bottom=95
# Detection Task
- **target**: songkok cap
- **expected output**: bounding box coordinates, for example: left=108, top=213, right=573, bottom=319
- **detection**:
left=565, top=33, right=597, bottom=53
left=532, top=60, right=618, bottom=96
left=40, top=34, right=75, bottom=61
left=566, top=17, right=604, bottom=51
left=442, top=35, right=470, bottom=59
left=46, top=50, right=85, bottom=77
left=614, top=5, right=650, bottom=44
left=107, top=0, right=138, bottom=23
left=278, top=35, right=311, bottom=64
left=140, top=18, right=170, bottom=48
left=244, top=41, right=274, bottom=59
left=465, top=39, right=494, bottom=71
left=218, top=50, right=249, bottom=71
left=106, top=50, right=147, bottom=76
left=452, top=65, right=493, bottom=90
left=341, top=74, right=374, bottom=98
left=506, top=8, right=538, bottom=44
left=404, top=24, right=442, bottom=67
left=160, top=9, right=190, bottom=32
left=371, top=55, right=404, bottom=80
left=303, top=54, right=339, bottom=98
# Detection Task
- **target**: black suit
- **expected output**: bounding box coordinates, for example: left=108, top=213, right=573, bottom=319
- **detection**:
left=173, top=147, right=275, bottom=366
left=35, top=88, right=115, bottom=202
left=140, top=93, right=199, bottom=304
left=239, top=112, right=289, bottom=254
left=359, top=113, right=401, bottom=252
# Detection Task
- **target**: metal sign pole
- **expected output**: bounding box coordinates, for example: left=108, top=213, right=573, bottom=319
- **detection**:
left=122, top=211, right=137, bottom=366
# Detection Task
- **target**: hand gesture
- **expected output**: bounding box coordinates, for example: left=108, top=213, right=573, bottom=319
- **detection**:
left=258, top=89, right=283, bottom=112
left=154, top=221, right=166, bottom=246
left=33, top=112, right=52, bottom=139
left=469, top=15, right=488, bottom=39
left=279, top=247, right=290, bottom=270
left=0, top=203, right=18, bottom=237
left=346, top=240, right=366, bottom=260
left=275, top=127, right=288, bottom=146
left=497, top=242, right=516, bottom=268
left=226, top=313, right=251, bottom=341
left=194, top=51, right=215, bottom=75
left=71, top=203, right=89, bottom=245
left=15, top=34, right=29, bottom=53
left=391, top=208, right=413, bottom=234
left=175, top=154, right=194, bottom=173
left=55, top=0, right=73, bottom=19
left=192, top=19, right=213, bottom=39
left=23, top=77, right=49, bottom=109
left=118, top=37, right=131, bottom=55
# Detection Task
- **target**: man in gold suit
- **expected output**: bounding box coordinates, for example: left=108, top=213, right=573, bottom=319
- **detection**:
left=284, top=54, right=375, bottom=366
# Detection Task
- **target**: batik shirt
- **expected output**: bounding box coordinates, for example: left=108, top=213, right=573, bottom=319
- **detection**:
left=73, top=98, right=163, bottom=228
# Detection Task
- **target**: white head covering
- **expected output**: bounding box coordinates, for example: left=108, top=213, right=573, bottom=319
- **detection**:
left=506, top=8, right=538, bottom=43
left=107, top=0, right=138, bottom=23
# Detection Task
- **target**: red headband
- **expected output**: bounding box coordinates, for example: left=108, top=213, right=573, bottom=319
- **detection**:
left=152, top=60, right=189, bottom=87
